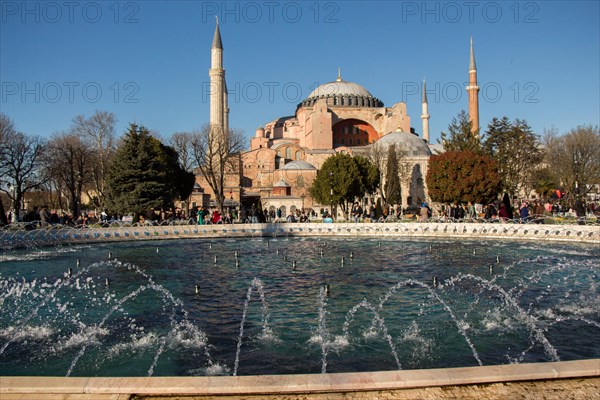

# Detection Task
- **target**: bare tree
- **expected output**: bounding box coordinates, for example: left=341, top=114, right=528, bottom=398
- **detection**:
left=0, top=114, right=12, bottom=224
left=0, top=113, right=46, bottom=220
left=368, top=142, right=387, bottom=203
left=43, top=133, right=93, bottom=219
left=189, top=125, right=246, bottom=213
left=169, top=132, right=196, bottom=171
left=369, top=142, right=410, bottom=206
left=544, top=125, right=600, bottom=200
left=71, top=111, right=116, bottom=208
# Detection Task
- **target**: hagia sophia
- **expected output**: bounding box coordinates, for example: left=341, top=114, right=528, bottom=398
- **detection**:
left=192, top=22, right=480, bottom=218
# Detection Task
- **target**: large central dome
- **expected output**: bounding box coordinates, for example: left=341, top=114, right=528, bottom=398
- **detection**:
left=299, top=71, right=384, bottom=108
left=307, top=80, right=373, bottom=98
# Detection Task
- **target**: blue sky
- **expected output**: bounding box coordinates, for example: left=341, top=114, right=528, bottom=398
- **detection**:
left=1, top=1, right=599, bottom=146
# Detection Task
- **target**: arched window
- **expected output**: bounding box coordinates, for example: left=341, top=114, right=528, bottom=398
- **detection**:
left=332, top=119, right=377, bottom=147
left=286, top=147, right=292, bottom=159
left=295, top=150, right=301, bottom=160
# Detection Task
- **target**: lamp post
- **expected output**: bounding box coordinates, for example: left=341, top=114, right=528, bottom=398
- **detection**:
left=573, top=150, right=586, bottom=225
left=6, top=182, right=19, bottom=221
left=574, top=150, right=581, bottom=200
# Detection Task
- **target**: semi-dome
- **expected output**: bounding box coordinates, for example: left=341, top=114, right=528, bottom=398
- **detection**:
left=299, top=70, right=384, bottom=108
left=282, top=160, right=316, bottom=170
left=375, top=128, right=432, bottom=157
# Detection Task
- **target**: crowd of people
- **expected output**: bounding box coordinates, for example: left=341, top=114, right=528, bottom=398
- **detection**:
left=3, top=197, right=599, bottom=229
left=437, top=198, right=599, bottom=224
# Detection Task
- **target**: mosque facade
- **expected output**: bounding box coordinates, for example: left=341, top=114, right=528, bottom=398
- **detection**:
left=193, top=22, right=479, bottom=219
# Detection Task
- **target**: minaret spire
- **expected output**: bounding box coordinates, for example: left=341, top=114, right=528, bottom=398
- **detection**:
left=209, top=18, right=226, bottom=136
left=421, top=78, right=430, bottom=143
left=212, top=16, right=223, bottom=50
left=466, top=37, right=480, bottom=136
left=469, top=36, right=476, bottom=71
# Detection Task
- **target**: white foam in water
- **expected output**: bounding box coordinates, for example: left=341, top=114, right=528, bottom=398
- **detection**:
left=201, top=362, right=231, bottom=376
left=0, top=247, right=80, bottom=263
left=170, top=321, right=208, bottom=349
left=537, top=308, right=557, bottom=320
left=328, top=335, right=349, bottom=351
left=308, top=334, right=349, bottom=349
left=400, top=321, right=423, bottom=341
left=399, top=322, right=434, bottom=360
left=557, top=295, right=600, bottom=315
left=0, top=324, right=54, bottom=341
left=518, top=245, right=593, bottom=257
left=481, top=310, right=516, bottom=332
left=362, top=326, right=378, bottom=339
left=108, top=332, right=159, bottom=356
left=307, top=334, right=323, bottom=345
left=256, top=327, right=281, bottom=344
left=59, top=325, right=110, bottom=351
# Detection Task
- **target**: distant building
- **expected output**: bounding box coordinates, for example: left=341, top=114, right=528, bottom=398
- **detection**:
left=193, top=22, right=480, bottom=218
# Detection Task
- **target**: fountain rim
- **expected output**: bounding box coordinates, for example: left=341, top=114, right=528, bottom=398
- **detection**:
left=1, top=359, right=598, bottom=397
left=2, top=222, right=599, bottom=250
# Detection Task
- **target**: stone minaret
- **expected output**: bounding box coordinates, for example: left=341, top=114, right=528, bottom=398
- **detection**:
left=466, top=37, right=480, bottom=136
left=421, top=78, right=430, bottom=143
left=209, top=18, right=225, bottom=136
left=223, top=79, right=229, bottom=137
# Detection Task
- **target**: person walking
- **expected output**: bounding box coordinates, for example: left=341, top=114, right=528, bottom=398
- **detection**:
left=533, top=201, right=545, bottom=224
left=197, top=208, right=204, bottom=225
left=498, top=203, right=509, bottom=222
left=352, top=202, right=362, bottom=223
left=519, top=201, right=530, bottom=223
left=39, top=205, right=49, bottom=227
left=419, top=202, right=430, bottom=221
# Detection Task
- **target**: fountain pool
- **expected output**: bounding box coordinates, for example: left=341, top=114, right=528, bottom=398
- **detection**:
left=0, top=236, right=598, bottom=377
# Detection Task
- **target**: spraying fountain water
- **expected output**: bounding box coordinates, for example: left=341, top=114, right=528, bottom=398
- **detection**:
left=0, top=236, right=598, bottom=377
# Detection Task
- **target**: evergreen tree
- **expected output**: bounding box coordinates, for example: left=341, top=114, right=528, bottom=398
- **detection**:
left=439, top=110, right=482, bottom=153
left=310, top=153, right=379, bottom=219
left=161, top=145, right=196, bottom=203
left=105, top=123, right=194, bottom=219
left=354, top=155, right=380, bottom=197
left=384, top=144, right=401, bottom=205
left=531, top=167, right=557, bottom=200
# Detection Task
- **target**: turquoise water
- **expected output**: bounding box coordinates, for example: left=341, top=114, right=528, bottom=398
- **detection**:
left=0, top=237, right=598, bottom=376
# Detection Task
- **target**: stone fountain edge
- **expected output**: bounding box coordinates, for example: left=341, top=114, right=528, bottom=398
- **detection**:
left=0, top=359, right=598, bottom=397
